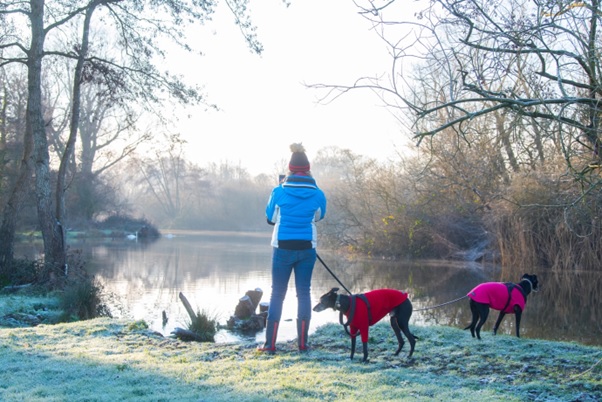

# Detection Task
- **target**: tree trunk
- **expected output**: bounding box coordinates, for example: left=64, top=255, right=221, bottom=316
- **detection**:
left=29, top=0, right=65, bottom=275
left=0, top=125, right=34, bottom=272
left=55, top=2, right=98, bottom=253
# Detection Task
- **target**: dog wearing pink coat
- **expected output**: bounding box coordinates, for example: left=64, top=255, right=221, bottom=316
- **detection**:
left=465, top=273, right=539, bottom=339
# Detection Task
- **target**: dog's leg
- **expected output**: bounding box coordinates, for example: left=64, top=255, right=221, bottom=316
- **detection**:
left=394, top=300, right=416, bottom=358
left=361, top=342, right=369, bottom=362
left=475, top=304, right=489, bottom=340
left=390, top=316, right=405, bottom=356
left=350, top=335, right=356, bottom=360
left=398, top=320, right=417, bottom=359
left=493, top=311, right=506, bottom=335
left=513, top=305, right=522, bottom=337
left=352, top=328, right=370, bottom=362
left=464, top=299, right=479, bottom=338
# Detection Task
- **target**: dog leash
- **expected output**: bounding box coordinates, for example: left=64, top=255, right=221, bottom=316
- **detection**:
left=317, top=253, right=466, bottom=309
left=413, top=295, right=468, bottom=312
left=316, top=253, right=353, bottom=295
left=415, top=277, right=538, bottom=313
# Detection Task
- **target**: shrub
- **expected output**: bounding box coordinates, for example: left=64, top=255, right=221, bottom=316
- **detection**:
left=58, top=276, right=112, bottom=321
left=95, top=214, right=160, bottom=239
left=186, top=309, right=218, bottom=342
left=0, top=258, right=42, bottom=288
left=127, top=320, right=149, bottom=331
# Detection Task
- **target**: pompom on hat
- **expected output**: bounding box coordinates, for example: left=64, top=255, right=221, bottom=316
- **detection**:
left=289, top=143, right=310, bottom=173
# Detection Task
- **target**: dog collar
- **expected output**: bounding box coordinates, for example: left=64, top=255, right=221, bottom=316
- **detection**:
left=523, top=278, right=538, bottom=292
left=335, top=294, right=342, bottom=311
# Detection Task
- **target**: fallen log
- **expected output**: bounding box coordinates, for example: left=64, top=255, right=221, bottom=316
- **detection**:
left=174, top=292, right=216, bottom=342
left=1, top=283, right=33, bottom=293
left=171, top=327, right=205, bottom=342
left=226, top=314, right=265, bottom=332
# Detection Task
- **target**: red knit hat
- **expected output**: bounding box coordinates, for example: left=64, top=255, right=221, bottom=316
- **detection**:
left=289, top=143, right=310, bottom=173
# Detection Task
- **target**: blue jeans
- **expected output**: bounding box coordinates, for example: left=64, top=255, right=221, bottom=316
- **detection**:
left=267, top=247, right=316, bottom=322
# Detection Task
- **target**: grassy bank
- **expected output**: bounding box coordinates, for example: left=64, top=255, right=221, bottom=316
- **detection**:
left=1, top=295, right=600, bottom=402
left=0, top=292, right=63, bottom=327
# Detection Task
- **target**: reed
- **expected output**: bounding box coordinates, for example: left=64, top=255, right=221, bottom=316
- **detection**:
left=488, top=173, right=602, bottom=275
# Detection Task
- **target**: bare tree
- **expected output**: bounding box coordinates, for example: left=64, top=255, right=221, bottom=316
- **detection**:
left=312, top=0, right=602, bottom=188
left=306, top=0, right=602, bottom=263
left=128, top=133, right=192, bottom=225
left=40, top=54, right=149, bottom=222
left=122, top=153, right=271, bottom=230
left=0, top=0, right=266, bottom=274
left=0, top=69, right=32, bottom=271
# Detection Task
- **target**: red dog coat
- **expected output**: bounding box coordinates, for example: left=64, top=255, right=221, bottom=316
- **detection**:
left=344, top=289, right=408, bottom=343
left=467, top=282, right=526, bottom=314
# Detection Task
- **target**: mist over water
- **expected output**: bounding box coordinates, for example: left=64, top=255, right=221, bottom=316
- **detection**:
left=15, top=231, right=601, bottom=346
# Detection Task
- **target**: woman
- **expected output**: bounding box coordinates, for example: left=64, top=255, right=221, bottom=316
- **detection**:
left=259, top=143, right=327, bottom=353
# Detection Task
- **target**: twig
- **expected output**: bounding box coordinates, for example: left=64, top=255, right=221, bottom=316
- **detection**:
left=570, top=352, right=602, bottom=379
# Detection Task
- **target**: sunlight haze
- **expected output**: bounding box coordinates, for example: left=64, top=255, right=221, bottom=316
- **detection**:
left=171, top=1, right=409, bottom=175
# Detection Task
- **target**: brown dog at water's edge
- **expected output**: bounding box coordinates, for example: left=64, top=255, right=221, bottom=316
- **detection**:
left=464, top=273, right=539, bottom=340
left=313, top=287, right=417, bottom=362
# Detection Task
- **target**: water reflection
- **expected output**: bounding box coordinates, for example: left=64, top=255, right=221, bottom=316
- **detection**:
left=13, top=231, right=601, bottom=346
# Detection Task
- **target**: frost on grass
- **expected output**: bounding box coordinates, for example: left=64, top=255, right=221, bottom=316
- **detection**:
left=0, top=294, right=63, bottom=327
left=0, top=317, right=600, bottom=401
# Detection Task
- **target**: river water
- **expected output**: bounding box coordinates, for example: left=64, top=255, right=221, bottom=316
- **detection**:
left=14, top=230, right=601, bottom=346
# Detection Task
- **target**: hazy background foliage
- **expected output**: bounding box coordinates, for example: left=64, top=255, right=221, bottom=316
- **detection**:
left=2, top=0, right=602, bottom=280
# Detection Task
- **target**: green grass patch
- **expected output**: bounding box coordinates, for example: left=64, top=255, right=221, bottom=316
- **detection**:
left=0, top=314, right=600, bottom=401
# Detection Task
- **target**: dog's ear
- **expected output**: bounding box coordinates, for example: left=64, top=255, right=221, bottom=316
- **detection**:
left=330, top=287, right=339, bottom=293
left=523, top=273, right=539, bottom=290
left=531, top=274, right=539, bottom=290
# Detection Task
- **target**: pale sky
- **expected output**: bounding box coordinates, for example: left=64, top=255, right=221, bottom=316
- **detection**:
left=170, top=1, right=411, bottom=175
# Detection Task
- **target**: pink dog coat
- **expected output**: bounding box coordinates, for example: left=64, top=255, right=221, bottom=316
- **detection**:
left=467, top=282, right=526, bottom=314
left=344, top=289, right=408, bottom=343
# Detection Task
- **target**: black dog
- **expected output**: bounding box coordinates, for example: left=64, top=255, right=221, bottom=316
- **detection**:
left=464, top=273, right=539, bottom=340
left=313, top=287, right=417, bottom=362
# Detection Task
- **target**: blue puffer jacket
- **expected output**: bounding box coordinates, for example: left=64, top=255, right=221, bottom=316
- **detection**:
left=266, top=175, right=327, bottom=248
